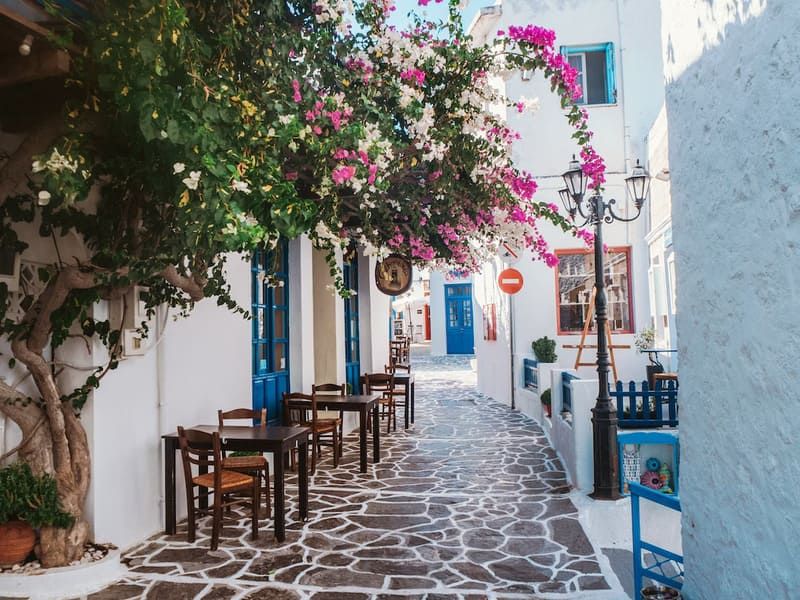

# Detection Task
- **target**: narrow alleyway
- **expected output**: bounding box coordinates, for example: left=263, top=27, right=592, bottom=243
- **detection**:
left=88, top=350, right=619, bottom=599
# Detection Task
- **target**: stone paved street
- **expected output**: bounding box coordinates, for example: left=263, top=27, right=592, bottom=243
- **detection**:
left=86, top=350, right=619, bottom=599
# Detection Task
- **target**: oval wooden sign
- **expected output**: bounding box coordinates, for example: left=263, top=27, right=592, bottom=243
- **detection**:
left=375, top=255, right=413, bottom=295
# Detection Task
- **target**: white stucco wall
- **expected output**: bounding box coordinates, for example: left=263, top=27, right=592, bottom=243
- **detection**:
left=470, top=0, right=661, bottom=406
left=662, top=1, right=799, bottom=597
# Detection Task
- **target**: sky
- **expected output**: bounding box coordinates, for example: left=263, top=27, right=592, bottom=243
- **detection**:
left=388, top=0, right=492, bottom=31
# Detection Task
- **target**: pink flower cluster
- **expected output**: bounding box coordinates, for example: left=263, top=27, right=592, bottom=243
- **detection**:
left=345, top=57, right=375, bottom=82
left=305, top=99, right=354, bottom=134
left=330, top=147, right=379, bottom=186
left=409, top=236, right=435, bottom=260
left=291, top=79, right=302, bottom=103
left=332, top=165, right=356, bottom=185
left=498, top=25, right=556, bottom=48
left=580, top=146, right=606, bottom=190
left=400, top=68, right=426, bottom=86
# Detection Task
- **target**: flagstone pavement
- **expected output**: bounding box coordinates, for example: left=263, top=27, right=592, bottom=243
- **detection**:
left=85, top=349, right=621, bottom=600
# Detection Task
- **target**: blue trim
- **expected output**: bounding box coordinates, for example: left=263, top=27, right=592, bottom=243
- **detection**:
left=444, top=283, right=474, bottom=355
left=252, top=241, right=290, bottom=424
left=559, top=42, right=616, bottom=105
left=343, top=254, right=360, bottom=392
left=618, top=430, right=680, bottom=497
left=561, top=372, right=579, bottom=413
left=630, top=482, right=684, bottom=597
left=523, top=358, right=538, bottom=390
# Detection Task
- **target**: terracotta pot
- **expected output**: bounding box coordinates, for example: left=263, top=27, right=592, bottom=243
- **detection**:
left=0, top=520, right=35, bottom=567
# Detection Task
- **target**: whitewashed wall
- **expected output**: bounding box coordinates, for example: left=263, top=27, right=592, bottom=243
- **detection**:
left=662, top=1, right=800, bottom=597
left=470, top=0, right=662, bottom=405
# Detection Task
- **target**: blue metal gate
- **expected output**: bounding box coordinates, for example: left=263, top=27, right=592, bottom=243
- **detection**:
left=445, top=283, right=474, bottom=354
left=343, top=254, right=360, bottom=392
left=252, top=241, right=289, bottom=425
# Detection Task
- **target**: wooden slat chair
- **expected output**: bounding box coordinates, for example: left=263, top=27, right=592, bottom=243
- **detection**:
left=364, top=372, right=397, bottom=433
left=177, top=426, right=259, bottom=550
left=217, top=408, right=271, bottom=519
left=312, top=383, right=346, bottom=455
left=282, top=392, right=340, bottom=474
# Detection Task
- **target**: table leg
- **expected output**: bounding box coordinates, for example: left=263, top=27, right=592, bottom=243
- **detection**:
left=298, top=441, right=309, bottom=521
left=359, top=407, right=368, bottom=473
left=404, top=382, right=410, bottom=429
left=372, top=403, right=381, bottom=464
left=411, top=382, right=415, bottom=423
left=274, top=450, right=285, bottom=542
left=164, top=438, right=177, bottom=535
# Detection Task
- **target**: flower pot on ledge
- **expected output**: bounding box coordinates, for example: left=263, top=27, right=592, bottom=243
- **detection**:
left=0, top=521, right=35, bottom=567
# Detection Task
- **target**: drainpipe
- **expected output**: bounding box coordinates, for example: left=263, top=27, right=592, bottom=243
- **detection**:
left=156, top=305, right=169, bottom=526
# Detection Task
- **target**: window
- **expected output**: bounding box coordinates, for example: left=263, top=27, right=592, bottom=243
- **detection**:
left=555, top=247, right=633, bottom=334
left=561, top=43, right=616, bottom=105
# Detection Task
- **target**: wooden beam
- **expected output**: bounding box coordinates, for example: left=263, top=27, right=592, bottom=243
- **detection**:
left=0, top=47, right=70, bottom=88
left=0, top=5, right=53, bottom=38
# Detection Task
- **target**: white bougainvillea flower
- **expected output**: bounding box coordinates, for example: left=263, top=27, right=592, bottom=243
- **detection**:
left=182, top=170, right=201, bottom=190
left=232, top=180, right=252, bottom=194
left=173, top=162, right=186, bottom=174
left=37, top=190, right=51, bottom=206
left=32, top=160, right=45, bottom=173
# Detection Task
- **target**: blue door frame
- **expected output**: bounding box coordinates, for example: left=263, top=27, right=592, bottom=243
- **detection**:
left=343, top=254, right=360, bottom=393
left=252, top=241, right=290, bottom=425
left=445, top=283, right=474, bottom=354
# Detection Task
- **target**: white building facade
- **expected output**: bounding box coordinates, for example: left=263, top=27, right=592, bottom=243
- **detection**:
left=469, top=0, right=665, bottom=409
left=660, top=0, right=800, bottom=597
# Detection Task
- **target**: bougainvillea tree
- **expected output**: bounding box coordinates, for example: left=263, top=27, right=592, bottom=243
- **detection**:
left=0, top=0, right=602, bottom=566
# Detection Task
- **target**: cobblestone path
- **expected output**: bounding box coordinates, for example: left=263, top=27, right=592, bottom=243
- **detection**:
left=88, top=352, right=617, bottom=600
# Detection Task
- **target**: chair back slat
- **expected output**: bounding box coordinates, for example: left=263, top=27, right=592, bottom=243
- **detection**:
left=364, top=372, right=395, bottom=394
left=283, top=392, right=316, bottom=426
left=312, top=383, right=346, bottom=396
left=218, top=407, right=267, bottom=428
left=385, top=363, right=410, bottom=374
left=177, top=426, right=222, bottom=488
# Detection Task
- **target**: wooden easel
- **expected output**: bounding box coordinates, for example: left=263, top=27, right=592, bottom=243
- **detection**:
left=562, top=287, right=629, bottom=382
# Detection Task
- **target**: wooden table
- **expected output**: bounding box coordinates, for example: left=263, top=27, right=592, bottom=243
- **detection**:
left=392, top=373, right=416, bottom=429
left=163, top=424, right=309, bottom=542
left=313, top=394, right=380, bottom=472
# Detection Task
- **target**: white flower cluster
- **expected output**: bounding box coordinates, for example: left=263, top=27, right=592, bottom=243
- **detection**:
left=232, top=180, right=252, bottom=194
left=32, top=149, right=79, bottom=174
left=314, top=222, right=342, bottom=247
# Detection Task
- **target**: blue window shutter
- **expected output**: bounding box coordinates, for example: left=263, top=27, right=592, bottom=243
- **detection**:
left=605, top=42, right=616, bottom=103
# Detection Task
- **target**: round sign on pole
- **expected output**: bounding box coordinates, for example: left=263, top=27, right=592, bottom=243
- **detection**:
left=498, top=268, right=524, bottom=295
left=498, top=241, right=522, bottom=265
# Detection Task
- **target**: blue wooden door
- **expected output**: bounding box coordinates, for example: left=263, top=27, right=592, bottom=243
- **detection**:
left=252, top=241, right=289, bottom=425
left=445, top=283, right=474, bottom=354
left=343, top=255, right=360, bottom=392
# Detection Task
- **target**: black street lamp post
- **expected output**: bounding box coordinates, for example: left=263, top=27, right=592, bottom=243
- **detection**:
left=559, top=157, right=651, bottom=500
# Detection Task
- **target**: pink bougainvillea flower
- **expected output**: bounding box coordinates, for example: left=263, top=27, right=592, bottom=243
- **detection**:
left=291, top=79, right=302, bottom=103
left=332, top=165, right=356, bottom=185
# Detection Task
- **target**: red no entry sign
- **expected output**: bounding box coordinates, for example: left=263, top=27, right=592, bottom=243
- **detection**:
left=498, top=268, right=524, bottom=294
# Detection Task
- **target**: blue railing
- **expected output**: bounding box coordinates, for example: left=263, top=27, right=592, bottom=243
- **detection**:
left=561, top=372, right=579, bottom=413
left=630, top=482, right=684, bottom=597
left=611, top=380, right=678, bottom=429
left=523, top=358, right=538, bottom=390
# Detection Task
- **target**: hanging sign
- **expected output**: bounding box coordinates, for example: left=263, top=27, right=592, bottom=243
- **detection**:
left=498, top=241, right=522, bottom=265
left=375, top=255, right=413, bottom=295
left=498, top=268, right=524, bottom=295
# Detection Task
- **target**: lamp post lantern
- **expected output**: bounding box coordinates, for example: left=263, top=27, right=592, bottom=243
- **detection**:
left=561, top=157, right=651, bottom=500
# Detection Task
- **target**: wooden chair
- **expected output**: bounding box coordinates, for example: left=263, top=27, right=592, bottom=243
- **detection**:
left=177, top=426, right=259, bottom=550
left=312, top=383, right=346, bottom=455
left=217, top=408, right=271, bottom=518
left=282, top=392, right=340, bottom=474
left=364, top=372, right=396, bottom=433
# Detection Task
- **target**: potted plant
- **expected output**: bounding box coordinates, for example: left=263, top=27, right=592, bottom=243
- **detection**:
left=532, top=336, right=558, bottom=364
left=0, top=462, right=74, bottom=567
left=540, top=388, right=552, bottom=418
left=634, top=327, right=662, bottom=387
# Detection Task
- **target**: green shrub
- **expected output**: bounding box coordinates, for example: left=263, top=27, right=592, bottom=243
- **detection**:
left=0, top=463, right=74, bottom=528
left=532, top=336, right=558, bottom=363
left=540, top=388, right=552, bottom=406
